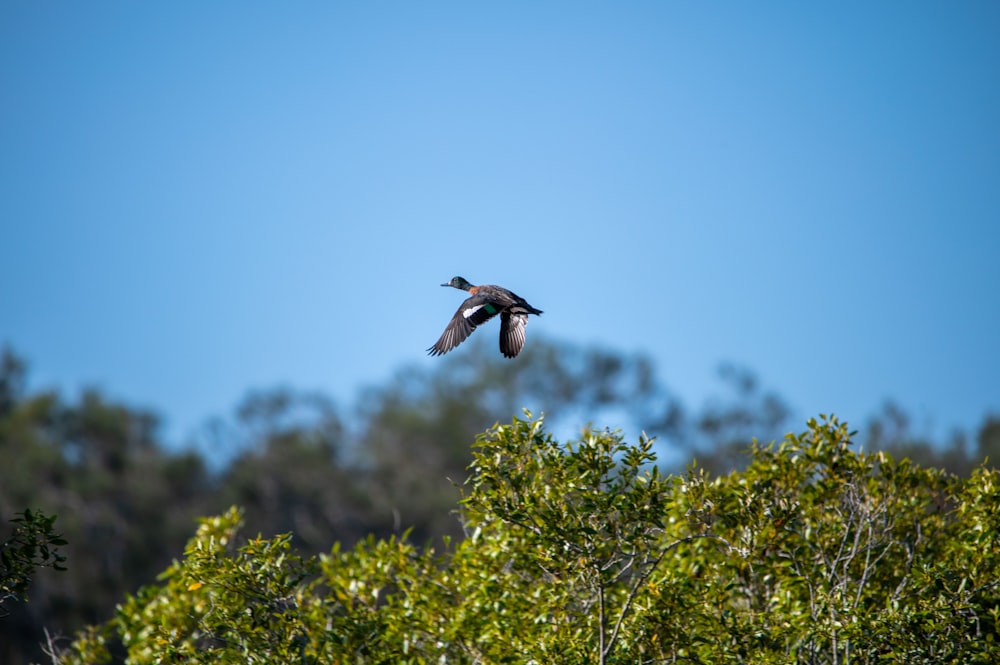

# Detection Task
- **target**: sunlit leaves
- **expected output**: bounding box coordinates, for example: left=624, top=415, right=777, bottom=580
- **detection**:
left=57, top=414, right=1000, bottom=665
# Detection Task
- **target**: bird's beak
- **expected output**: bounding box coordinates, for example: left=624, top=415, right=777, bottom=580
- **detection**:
left=440, top=282, right=451, bottom=287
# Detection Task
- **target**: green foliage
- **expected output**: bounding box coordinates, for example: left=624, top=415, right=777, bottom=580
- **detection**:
left=0, top=354, right=212, bottom=665
left=5, top=340, right=673, bottom=664
left=123, top=507, right=316, bottom=663
left=56, top=414, right=1000, bottom=664
left=464, top=414, right=701, bottom=664
left=0, top=509, right=67, bottom=615
left=1, top=343, right=993, bottom=664
left=11, top=340, right=992, bottom=664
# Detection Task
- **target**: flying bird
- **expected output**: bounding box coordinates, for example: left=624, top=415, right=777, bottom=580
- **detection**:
left=428, top=276, right=543, bottom=359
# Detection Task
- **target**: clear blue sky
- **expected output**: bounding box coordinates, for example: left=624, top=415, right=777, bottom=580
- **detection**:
left=2, top=2, right=998, bottom=449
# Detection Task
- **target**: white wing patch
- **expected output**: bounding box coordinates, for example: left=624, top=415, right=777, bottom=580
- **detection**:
left=463, top=304, right=486, bottom=319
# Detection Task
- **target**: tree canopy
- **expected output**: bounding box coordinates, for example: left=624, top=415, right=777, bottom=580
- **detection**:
left=1, top=341, right=996, bottom=664
left=56, top=414, right=1000, bottom=664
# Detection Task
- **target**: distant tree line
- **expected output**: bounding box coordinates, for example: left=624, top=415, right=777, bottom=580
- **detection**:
left=0, top=341, right=997, bottom=664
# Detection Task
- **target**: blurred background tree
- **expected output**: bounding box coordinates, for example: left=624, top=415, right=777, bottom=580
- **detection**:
left=0, top=348, right=211, bottom=664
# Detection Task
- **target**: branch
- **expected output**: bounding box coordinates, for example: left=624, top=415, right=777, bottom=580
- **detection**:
left=602, top=533, right=731, bottom=662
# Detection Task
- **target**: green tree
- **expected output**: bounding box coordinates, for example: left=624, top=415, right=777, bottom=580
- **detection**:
left=56, top=414, right=1000, bottom=664
left=1, top=341, right=672, bottom=664
left=355, top=336, right=669, bottom=543
left=0, top=349, right=211, bottom=665
left=4, top=343, right=995, bottom=664
left=1, top=509, right=67, bottom=616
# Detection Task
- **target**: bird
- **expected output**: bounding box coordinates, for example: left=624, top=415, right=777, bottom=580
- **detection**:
left=428, top=276, right=543, bottom=359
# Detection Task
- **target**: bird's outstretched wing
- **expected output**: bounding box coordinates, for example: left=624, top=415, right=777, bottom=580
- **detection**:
left=499, top=310, right=529, bottom=358
left=427, top=295, right=502, bottom=356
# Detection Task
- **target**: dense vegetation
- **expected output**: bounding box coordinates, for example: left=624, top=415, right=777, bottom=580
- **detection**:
left=55, top=415, right=1000, bottom=663
left=1, top=341, right=997, bottom=664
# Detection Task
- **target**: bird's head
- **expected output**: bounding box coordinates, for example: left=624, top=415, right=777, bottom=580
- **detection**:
left=441, top=276, right=473, bottom=291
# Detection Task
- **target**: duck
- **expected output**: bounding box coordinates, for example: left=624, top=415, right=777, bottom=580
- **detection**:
left=427, top=276, right=543, bottom=359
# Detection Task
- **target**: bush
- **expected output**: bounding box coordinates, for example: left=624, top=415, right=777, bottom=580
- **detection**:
left=59, top=414, right=1000, bottom=664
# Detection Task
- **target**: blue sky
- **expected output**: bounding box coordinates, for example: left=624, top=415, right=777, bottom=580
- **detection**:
left=2, top=2, right=998, bottom=449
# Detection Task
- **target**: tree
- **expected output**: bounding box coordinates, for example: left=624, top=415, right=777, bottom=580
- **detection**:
left=212, top=388, right=380, bottom=550
left=3, top=342, right=995, bottom=664
left=1, top=509, right=67, bottom=617
left=0, top=351, right=212, bottom=665
left=975, top=415, right=1000, bottom=467
left=355, top=335, right=669, bottom=543
left=670, top=362, right=793, bottom=474
left=56, top=414, right=1000, bottom=664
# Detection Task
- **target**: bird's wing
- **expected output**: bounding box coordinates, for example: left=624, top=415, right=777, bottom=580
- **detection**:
left=499, top=310, right=529, bottom=358
left=427, top=296, right=502, bottom=356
